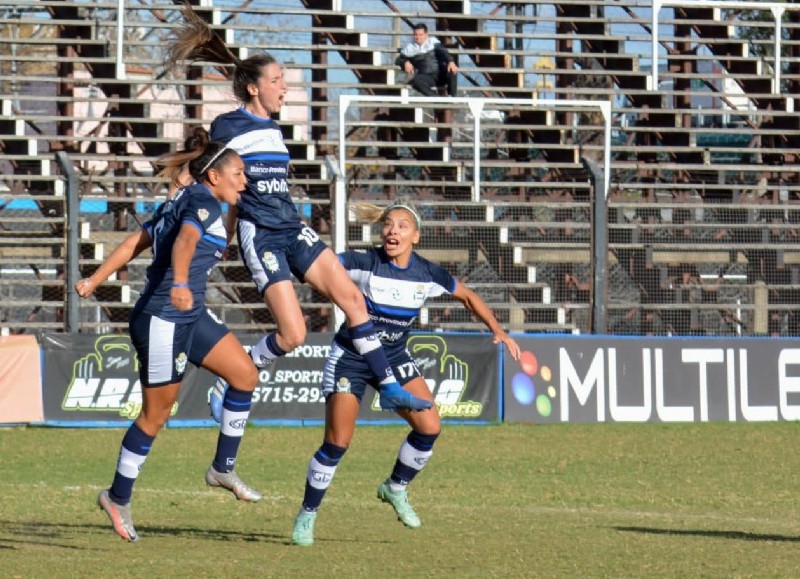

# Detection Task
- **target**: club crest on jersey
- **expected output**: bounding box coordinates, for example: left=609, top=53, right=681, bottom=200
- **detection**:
left=262, top=251, right=280, bottom=272
left=415, top=284, right=425, bottom=302
left=175, top=352, right=188, bottom=375
left=391, top=288, right=401, bottom=301
left=197, top=208, right=209, bottom=222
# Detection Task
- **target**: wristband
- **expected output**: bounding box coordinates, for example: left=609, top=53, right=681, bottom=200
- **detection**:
left=172, top=282, right=189, bottom=288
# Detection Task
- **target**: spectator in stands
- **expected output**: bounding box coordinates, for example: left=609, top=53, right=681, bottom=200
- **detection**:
left=288, top=201, right=521, bottom=546
left=396, top=23, right=458, bottom=97
left=75, top=133, right=261, bottom=542
left=165, top=5, right=431, bottom=416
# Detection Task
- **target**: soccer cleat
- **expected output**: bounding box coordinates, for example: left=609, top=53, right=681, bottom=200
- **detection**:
left=247, top=344, right=273, bottom=370
left=378, top=381, right=433, bottom=412
left=210, top=346, right=271, bottom=424
left=97, top=489, right=139, bottom=542
left=291, top=509, right=317, bottom=546
left=205, top=466, right=262, bottom=502
left=209, top=377, right=228, bottom=424
left=376, top=479, right=421, bottom=528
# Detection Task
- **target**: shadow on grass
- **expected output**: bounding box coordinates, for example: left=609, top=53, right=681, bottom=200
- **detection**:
left=0, top=519, right=288, bottom=547
left=615, top=526, right=800, bottom=543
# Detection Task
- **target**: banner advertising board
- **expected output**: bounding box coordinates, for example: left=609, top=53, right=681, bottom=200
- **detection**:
left=40, top=332, right=500, bottom=426
left=0, top=335, right=44, bottom=424
left=504, top=335, right=800, bottom=423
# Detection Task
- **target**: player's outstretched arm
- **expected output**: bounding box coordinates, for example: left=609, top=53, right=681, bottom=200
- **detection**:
left=451, top=281, right=522, bottom=361
left=74, top=230, right=152, bottom=298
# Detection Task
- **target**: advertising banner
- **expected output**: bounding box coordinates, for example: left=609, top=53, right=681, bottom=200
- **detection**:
left=504, top=335, right=800, bottom=423
left=0, top=335, right=44, bottom=424
left=42, top=333, right=150, bottom=426
left=40, top=331, right=500, bottom=426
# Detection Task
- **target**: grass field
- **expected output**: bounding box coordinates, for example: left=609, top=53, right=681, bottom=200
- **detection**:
left=1, top=422, right=799, bottom=577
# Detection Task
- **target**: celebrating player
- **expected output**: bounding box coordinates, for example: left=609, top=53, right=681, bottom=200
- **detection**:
left=165, top=5, right=430, bottom=415
left=291, top=201, right=522, bottom=546
left=75, top=132, right=261, bottom=542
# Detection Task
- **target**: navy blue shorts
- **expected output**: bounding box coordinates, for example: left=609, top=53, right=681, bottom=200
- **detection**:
left=321, top=341, right=423, bottom=401
left=237, top=219, right=328, bottom=294
left=129, top=308, right=229, bottom=387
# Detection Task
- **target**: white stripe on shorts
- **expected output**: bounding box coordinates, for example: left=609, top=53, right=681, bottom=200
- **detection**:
left=147, top=316, right=176, bottom=384
left=322, top=341, right=346, bottom=397
left=238, top=219, right=269, bottom=293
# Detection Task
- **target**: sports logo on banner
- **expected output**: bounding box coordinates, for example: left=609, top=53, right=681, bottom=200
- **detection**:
left=62, top=334, right=146, bottom=419
left=40, top=332, right=500, bottom=425
left=365, top=335, right=488, bottom=419
left=42, top=334, right=149, bottom=423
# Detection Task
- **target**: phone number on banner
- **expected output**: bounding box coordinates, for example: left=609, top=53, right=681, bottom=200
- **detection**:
left=253, top=386, right=325, bottom=404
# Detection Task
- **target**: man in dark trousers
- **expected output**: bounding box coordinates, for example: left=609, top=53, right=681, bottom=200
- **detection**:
left=396, top=23, right=458, bottom=97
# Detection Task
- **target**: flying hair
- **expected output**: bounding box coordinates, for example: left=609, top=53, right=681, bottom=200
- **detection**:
left=156, top=128, right=234, bottom=187
left=164, top=3, right=280, bottom=104
left=155, top=126, right=210, bottom=189
left=164, top=3, right=241, bottom=70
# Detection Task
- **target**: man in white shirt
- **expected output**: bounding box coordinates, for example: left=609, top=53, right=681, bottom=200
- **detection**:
left=396, top=23, right=458, bottom=97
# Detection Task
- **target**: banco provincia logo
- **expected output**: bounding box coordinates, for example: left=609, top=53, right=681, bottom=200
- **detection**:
left=61, top=335, right=177, bottom=419
left=370, top=335, right=483, bottom=418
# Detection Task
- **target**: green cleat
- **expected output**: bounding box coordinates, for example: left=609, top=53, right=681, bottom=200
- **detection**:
left=376, top=479, right=421, bottom=528
left=292, top=509, right=317, bottom=546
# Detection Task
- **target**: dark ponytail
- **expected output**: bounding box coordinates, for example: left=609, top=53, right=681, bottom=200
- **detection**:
left=165, top=3, right=278, bottom=104
left=156, top=127, right=236, bottom=186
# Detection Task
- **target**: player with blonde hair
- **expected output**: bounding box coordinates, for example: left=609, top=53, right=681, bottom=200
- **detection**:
left=291, top=201, right=521, bottom=546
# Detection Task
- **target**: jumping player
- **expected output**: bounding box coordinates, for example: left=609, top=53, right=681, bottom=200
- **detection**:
left=165, top=5, right=430, bottom=414
left=290, top=202, right=522, bottom=546
left=76, top=134, right=260, bottom=542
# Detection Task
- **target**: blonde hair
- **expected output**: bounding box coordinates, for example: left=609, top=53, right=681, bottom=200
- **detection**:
left=352, top=201, right=422, bottom=229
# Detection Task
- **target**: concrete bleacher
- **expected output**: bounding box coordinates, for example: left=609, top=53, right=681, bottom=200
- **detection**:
left=1, top=1, right=799, bottom=335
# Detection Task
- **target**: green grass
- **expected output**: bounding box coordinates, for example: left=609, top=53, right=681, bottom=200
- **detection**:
left=1, top=423, right=799, bottom=577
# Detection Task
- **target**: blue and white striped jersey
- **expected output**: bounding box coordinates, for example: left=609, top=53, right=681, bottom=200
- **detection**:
left=209, top=108, right=301, bottom=234
left=334, top=247, right=457, bottom=355
left=134, top=183, right=227, bottom=322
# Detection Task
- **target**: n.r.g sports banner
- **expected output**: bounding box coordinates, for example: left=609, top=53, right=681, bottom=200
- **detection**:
left=40, top=331, right=500, bottom=426
left=504, top=335, right=800, bottom=423
left=42, top=333, right=156, bottom=425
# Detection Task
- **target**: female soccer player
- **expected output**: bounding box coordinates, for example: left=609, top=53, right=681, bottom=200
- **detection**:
left=75, top=133, right=261, bottom=542
left=165, top=6, right=428, bottom=413
left=290, top=202, right=522, bottom=546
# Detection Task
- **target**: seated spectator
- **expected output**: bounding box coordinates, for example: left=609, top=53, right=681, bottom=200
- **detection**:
left=396, top=23, right=458, bottom=97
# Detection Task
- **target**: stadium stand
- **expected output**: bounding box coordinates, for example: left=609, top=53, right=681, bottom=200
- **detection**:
left=0, top=0, right=798, bottom=336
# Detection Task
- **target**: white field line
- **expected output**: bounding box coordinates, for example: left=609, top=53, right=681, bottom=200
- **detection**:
left=5, top=482, right=287, bottom=503
left=3, top=482, right=797, bottom=530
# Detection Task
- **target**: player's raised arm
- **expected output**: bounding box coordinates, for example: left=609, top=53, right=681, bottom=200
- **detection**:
left=74, top=230, right=152, bottom=298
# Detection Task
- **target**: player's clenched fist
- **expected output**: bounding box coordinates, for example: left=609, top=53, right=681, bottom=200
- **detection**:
left=75, top=277, right=98, bottom=298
